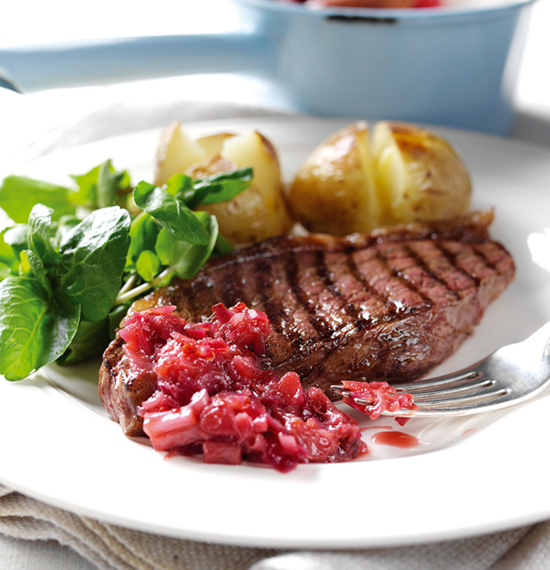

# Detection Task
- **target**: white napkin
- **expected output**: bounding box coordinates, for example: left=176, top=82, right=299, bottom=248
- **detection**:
left=2, top=75, right=550, bottom=570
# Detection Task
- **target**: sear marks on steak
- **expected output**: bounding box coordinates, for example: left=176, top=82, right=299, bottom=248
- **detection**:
left=99, top=209, right=515, bottom=436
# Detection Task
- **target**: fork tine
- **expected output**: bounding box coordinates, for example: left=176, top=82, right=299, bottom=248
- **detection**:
left=330, top=370, right=482, bottom=398
left=334, top=377, right=494, bottom=402
left=335, top=322, right=550, bottom=418
left=394, top=370, right=482, bottom=394
left=353, top=385, right=510, bottom=416
left=351, top=384, right=509, bottom=408
left=412, top=386, right=510, bottom=408
left=405, top=378, right=496, bottom=400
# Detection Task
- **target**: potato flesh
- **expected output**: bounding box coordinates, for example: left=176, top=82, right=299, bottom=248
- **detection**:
left=194, top=131, right=292, bottom=246
left=154, top=123, right=208, bottom=186
left=196, top=133, right=235, bottom=157
left=373, top=122, right=472, bottom=224
left=288, top=121, right=472, bottom=235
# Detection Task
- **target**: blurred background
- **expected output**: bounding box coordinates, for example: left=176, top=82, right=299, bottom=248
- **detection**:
left=0, top=0, right=549, bottom=148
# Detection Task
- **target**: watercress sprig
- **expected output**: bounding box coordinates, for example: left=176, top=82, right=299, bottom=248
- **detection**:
left=0, top=162, right=252, bottom=379
left=0, top=204, right=131, bottom=380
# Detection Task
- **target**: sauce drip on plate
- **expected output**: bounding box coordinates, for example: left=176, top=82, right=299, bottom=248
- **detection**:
left=371, top=430, right=419, bottom=449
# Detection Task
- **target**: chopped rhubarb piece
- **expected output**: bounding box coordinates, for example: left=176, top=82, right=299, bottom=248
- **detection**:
left=143, top=407, right=200, bottom=451
left=121, top=303, right=368, bottom=472
left=341, top=380, right=417, bottom=419
left=203, top=441, right=242, bottom=465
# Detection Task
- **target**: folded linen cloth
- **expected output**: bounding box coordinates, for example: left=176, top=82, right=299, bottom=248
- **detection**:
left=0, top=73, right=291, bottom=165
left=0, top=484, right=279, bottom=570
left=2, top=76, right=550, bottom=570
left=3, top=482, right=550, bottom=570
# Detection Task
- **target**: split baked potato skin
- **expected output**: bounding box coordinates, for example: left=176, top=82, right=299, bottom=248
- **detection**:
left=379, top=122, right=472, bottom=224
left=154, top=123, right=293, bottom=246
left=154, top=120, right=472, bottom=243
left=287, top=121, right=472, bottom=236
left=286, top=121, right=380, bottom=235
left=188, top=131, right=293, bottom=246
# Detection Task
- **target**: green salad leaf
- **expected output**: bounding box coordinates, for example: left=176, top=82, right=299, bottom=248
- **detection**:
left=0, top=176, right=75, bottom=223
left=28, top=204, right=61, bottom=271
left=136, top=249, right=161, bottom=282
left=0, top=226, right=21, bottom=274
left=0, top=161, right=252, bottom=380
left=70, top=160, right=132, bottom=210
left=3, top=224, right=29, bottom=260
left=58, top=206, right=131, bottom=321
left=133, top=180, right=210, bottom=245
left=161, top=211, right=219, bottom=280
left=0, top=277, right=81, bottom=380
left=127, top=211, right=160, bottom=267
left=191, top=168, right=253, bottom=207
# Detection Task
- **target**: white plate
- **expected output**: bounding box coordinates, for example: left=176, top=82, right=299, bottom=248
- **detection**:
left=1, top=116, right=550, bottom=549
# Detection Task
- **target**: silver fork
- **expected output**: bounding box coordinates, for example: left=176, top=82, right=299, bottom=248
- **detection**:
left=333, top=321, right=550, bottom=418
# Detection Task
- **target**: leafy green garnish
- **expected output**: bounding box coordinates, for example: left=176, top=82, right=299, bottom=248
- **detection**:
left=28, top=204, right=61, bottom=272
left=136, top=249, right=161, bottom=282
left=0, top=226, right=21, bottom=273
left=155, top=211, right=219, bottom=281
left=57, top=207, right=131, bottom=321
left=70, top=160, right=132, bottom=210
left=0, top=277, right=81, bottom=381
left=133, top=179, right=209, bottom=245
left=0, top=203, right=130, bottom=379
left=0, top=176, right=75, bottom=223
left=0, top=163, right=252, bottom=379
left=191, top=168, right=253, bottom=207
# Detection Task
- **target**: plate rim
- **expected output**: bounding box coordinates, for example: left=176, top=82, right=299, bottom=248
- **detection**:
left=1, top=115, right=550, bottom=549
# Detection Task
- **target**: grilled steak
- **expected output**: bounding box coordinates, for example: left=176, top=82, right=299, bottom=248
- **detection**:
left=100, top=209, right=515, bottom=436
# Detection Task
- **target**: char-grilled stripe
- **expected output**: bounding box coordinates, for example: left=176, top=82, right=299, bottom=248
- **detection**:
left=338, top=249, right=401, bottom=327
left=186, top=274, right=213, bottom=317
left=317, top=249, right=396, bottom=334
left=472, top=242, right=510, bottom=275
left=345, top=249, right=404, bottom=319
left=213, top=261, right=244, bottom=307
left=374, top=244, right=436, bottom=308
left=316, top=250, right=344, bottom=299
left=285, top=248, right=334, bottom=340
left=298, top=247, right=389, bottom=365
left=438, top=242, right=483, bottom=286
left=315, top=249, right=370, bottom=331
left=252, top=256, right=284, bottom=334
left=402, top=243, right=460, bottom=300
left=266, top=248, right=324, bottom=357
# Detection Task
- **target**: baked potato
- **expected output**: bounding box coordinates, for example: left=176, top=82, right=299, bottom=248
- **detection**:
left=284, top=122, right=380, bottom=235
left=287, top=121, right=472, bottom=235
left=154, top=123, right=293, bottom=246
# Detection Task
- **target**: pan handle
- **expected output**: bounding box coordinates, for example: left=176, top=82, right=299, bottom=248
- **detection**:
left=0, top=33, right=276, bottom=92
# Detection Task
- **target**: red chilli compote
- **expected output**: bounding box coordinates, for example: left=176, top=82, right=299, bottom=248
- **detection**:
left=119, top=302, right=368, bottom=473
